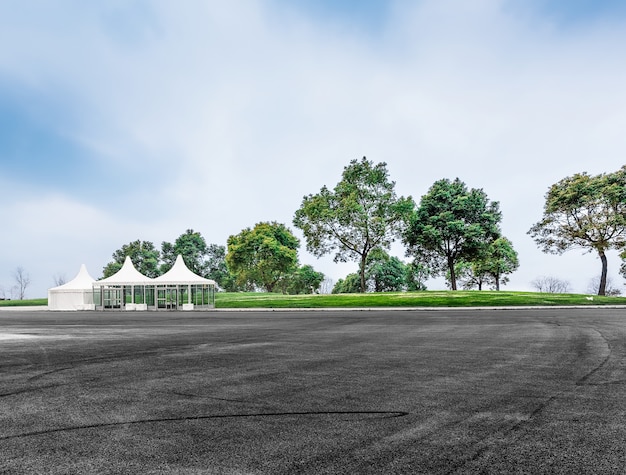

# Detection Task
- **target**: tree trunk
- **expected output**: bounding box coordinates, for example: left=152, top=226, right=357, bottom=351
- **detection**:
left=359, top=254, right=367, bottom=293
left=495, top=272, right=500, bottom=291
left=448, top=256, right=457, bottom=291
left=598, top=251, right=608, bottom=296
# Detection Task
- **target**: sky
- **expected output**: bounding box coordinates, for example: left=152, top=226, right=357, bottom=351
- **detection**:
left=1, top=0, right=626, bottom=298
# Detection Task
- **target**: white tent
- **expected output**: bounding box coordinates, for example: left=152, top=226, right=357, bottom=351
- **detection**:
left=48, top=264, right=96, bottom=311
left=95, top=256, right=154, bottom=286
left=153, top=255, right=216, bottom=286
left=93, top=256, right=153, bottom=310
left=153, top=255, right=216, bottom=310
left=92, top=255, right=215, bottom=311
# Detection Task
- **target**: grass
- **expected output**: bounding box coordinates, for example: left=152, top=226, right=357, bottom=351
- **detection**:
left=3, top=291, right=626, bottom=309
left=214, top=290, right=626, bottom=308
left=0, top=298, right=47, bottom=307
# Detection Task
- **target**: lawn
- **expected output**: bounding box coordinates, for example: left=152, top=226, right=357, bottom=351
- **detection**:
left=0, top=298, right=47, bottom=307
left=214, top=290, right=626, bottom=308
left=3, top=291, right=626, bottom=309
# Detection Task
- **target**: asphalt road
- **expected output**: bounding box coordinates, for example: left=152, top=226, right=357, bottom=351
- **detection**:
left=0, top=308, right=625, bottom=474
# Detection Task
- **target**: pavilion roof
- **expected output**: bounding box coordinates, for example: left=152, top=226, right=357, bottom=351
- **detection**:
left=153, top=255, right=216, bottom=286
left=94, top=256, right=153, bottom=286
left=50, top=264, right=95, bottom=291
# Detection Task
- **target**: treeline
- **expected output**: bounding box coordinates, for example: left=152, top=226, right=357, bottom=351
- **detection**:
left=103, top=158, right=626, bottom=296
left=102, top=228, right=324, bottom=295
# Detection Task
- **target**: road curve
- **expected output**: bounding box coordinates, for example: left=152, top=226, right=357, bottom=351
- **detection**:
left=0, top=308, right=625, bottom=473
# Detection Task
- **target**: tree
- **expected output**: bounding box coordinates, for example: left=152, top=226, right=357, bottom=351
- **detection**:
left=619, top=249, right=626, bottom=287
left=161, top=229, right=210, bottom=276
left=280, top=265, right=325, bottom=295
left=103, top=240, right=161, bottom=278
left=13, top=266, right=31, bottom=300
left=456, top=237, right=519, bottom=291
left=528, top=167, right=626, bottom=296
left=203, top=244, right=240, bottom=291
left=587, top=275, right=622, bottom=296
left=331, top=251, right=421, bottom=293
left=403, top=178, right=502, bottom=290
left=226, top=222, right=300, bottom=292
left=530, top=276, right=571, bottom=294
left=366, top=249, right=408, bottom=292
left=405, top=260, right=429, bottom=291
left=332, top=273, right=361, bottom=294
left=484, top=237, right=519, bottom=290
left=294, top=157, right=414, bottom=293
left=319, top=278, right=335, bottom=294
left=449, top=260, right=488, bottom=290
left=52, top=273, right=67, bottom=287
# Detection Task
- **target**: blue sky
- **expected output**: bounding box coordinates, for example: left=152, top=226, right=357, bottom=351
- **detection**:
left=1, top=0, right=626, bottom=298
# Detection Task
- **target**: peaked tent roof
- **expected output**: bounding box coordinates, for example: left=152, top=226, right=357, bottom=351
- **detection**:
left=153, top=255, right=216, bottom=285
left=95, top=256, right=153, bottom=285
left=50, top=264, right=96, bottom=291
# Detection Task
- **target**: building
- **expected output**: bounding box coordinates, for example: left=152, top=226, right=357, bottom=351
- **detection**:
left=50, top=255, right=216, bottom=311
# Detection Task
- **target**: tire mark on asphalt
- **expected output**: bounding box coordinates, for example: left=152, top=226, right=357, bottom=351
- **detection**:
left=444, top=324, right=619, bottom=474
left=27, top=366, right=74, bottom=382
left=170, top=391, right=256, bottom=404
left=440, top=394, right=562, bottom=475
left=0, top=384, right=64, bottom=398
left=0, top=411, right=409, bottom=440
left=576, top=327, right=613, bottom=386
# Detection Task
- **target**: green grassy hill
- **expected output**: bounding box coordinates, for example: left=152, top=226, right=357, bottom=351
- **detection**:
left=3, top=292, right=625, bottom=309
left=215, top=291, right=626, bottom=308
left=0, top=298, right=47, bottom=307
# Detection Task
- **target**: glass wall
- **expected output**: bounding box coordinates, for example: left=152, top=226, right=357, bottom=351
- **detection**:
left=93, top=282, right=215, bottom=310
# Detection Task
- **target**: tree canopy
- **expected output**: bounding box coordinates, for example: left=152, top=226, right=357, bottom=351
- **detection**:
left=365, top=249, right=409, bottom=292
left=332, top=250, right=425, bottom=293
left=226, top=222, right=300, bottom=292
left=452, top=236, right=519, bottom=291
left=403, top=178, right=502, bottom=290
left=482, top=236, right=519, bottom=290
left=279, top=264, right=325, bottom=295
left=528, top=167, right=626, bottom=295
left=102, top=240, right=161, bottom=278
left=293, top=157, right=414, bottom=293
left=161, top=229, right=211, bottom=276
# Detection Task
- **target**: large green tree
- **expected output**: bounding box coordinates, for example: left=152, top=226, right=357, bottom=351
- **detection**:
left=332, top=273, right=361, bottom=294
left=279, top=265, right=325, bottom=295
left=482, top=236, right=519, bottom=290
left=365, top=249, right=408, bottom=292
left=293, top=157, right=414, bottom=293
left=405, top=260, right=429, bottom=291
left=161, top=229, right=210, bottom=276
left=203, top=244, right=241, bottom=291
left=102, top=240, right=161, bottom=278
left=529, top=167, right=626, bottom=296
left=332, top=250, right=423, bottom=293
left=453, top=236, right=519, bottom=291
left=403, top=178, right=502, bottom=290
left=226, top=221, right=300, bottom=292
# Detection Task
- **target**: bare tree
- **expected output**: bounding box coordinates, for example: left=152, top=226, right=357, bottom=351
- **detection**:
left=13, top=267, right=31, bottom=300
left=53, top=273, right=67, bottom=287
left=530, top=276, right=571, bottom=294
left=587, top=275, right=622, bottom=296
left=319, top=278, right=335, bottom=295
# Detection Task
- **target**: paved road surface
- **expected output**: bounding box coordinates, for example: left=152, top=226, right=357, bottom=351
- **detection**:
left=0, top=308, right=625, bottom=473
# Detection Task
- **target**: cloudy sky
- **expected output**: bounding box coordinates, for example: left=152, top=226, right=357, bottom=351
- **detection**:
left=1, top=0, right=626, bottom=298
